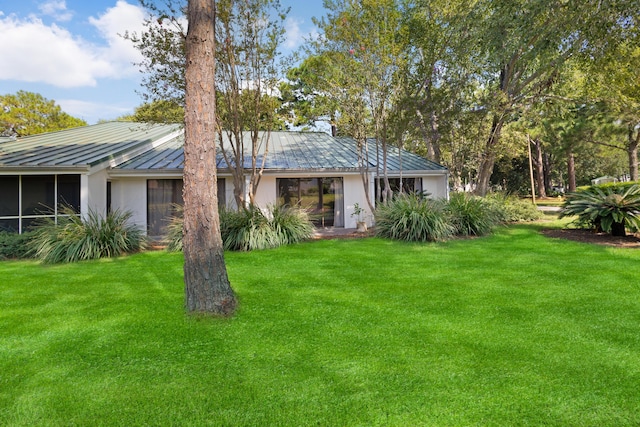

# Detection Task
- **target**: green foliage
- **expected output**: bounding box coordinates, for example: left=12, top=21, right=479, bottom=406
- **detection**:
left=375, top=192, right=542, bottom=242
left=560, top=183, right=640, bottom=236
left=121, top=100, right=185, bottom=123
left=167, top=204, right=314, bottom=252
left=0, top=91, right=87, bottom=137
left=0, top=231, right=34, bottom=259
left=485, top=193, right=544, bottom=223
left=221, top=206, right=280, bottom=251
left=375, top=194, right=454, bottom=242
left=29, top=208, right=146, bottom=263
left=3, top=226, right=640, bottom=425
left=269, top=204, right=315, bottom=246
left=164, top=205, right=184, bottom=252
left=447, top=192, right=501, bottom=236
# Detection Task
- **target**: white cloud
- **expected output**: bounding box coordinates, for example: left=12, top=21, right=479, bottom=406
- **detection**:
left=284, top=17, right=304, bottom=49
left=0, top=1, right=146, bottom=88
left=0, top=15, right=110, bottom=87
left=284, top=17, right=319, bottom=52
left=88, top=0, right=146, bottom=73
left=38, top=0, right=73, bottom=22
left=57, top=99, right=133, bottom=122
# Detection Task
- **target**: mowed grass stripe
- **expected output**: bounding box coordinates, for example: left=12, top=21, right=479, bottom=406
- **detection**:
left=1, top=224, right=639, bottom=426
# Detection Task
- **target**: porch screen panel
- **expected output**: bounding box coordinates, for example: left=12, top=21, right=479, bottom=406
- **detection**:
left=57, top=175, right=81, bottom=213
left=0, top=174, right=80, bottom=233
left=0, top=176, right=19, bottom=231
left=147, top=179, right=183, bottom=238
left=22, top=175, right=55, bottom=216
left=0, top=176, right=19, bottom=216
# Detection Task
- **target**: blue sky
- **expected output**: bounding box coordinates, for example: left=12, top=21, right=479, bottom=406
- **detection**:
left=0, top=0, right=327, bottom=124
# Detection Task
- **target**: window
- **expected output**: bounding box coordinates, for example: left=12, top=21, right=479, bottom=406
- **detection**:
left=0, top=174, right=81, bottom=233
left=277, top=178, right=344, bottom=227
left=378, top=178, right=423, bottom=199
left=147, top=179, right=183, bottom=238
left=147, top=178, right=226, bottom=238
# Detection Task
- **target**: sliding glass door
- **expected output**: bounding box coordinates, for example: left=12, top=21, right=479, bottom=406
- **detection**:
left=277, top=178, right=344, bottom=227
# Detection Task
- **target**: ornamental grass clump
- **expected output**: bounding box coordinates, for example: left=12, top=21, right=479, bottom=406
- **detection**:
left=221, top=205, right=279, bottom=251
left=166, top=204, right=313, bottom=252
left=375, top=194, right=454, bottom=242
left=164, top=205, right=184, bottom=252
left=269, top=204, right=314, bottom=245
left=447, top=192, right=501, bottom=236
left=560, top=183, right=640, bottom=236
left=29, top=207, right=146, bottom=263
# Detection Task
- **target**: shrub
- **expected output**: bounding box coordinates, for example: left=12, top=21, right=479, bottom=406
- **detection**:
left=485, top=193, right=543, bottom=223
left=447, top=192, right=501, bottom=236
left=0, top=231, right=35, bottom=259
left=375, top=194, right=454, bottom=242
left=167, top=204, right=314, bottom=252
left=29, top=208, right=146, bottom=263
left=560, top=184, right=640, bottom=236
left=221, top=205, right=280, bottom=251
left=269, top=204, right=315, bottom=245
left=164, top=205, right=184, bottom=252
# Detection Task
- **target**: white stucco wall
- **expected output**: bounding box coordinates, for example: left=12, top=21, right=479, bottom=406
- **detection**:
left=110, top=178, right=147, bottom=231
left=252, top=175, right=276, bottom=210
left=343, top=174, right=373, bottom=229
left=85, top=169, right=109, bottom=216
left=105, top=170, right=448, bottom=234
left=422, top=174, right=449, bottom=199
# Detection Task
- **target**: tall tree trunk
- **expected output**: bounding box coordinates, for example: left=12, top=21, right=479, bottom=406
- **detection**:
left=566, top=149, right=577, bottom=192
left=628, top=123, right=639, bottom=181
left=183, top=0, right=236, bottom=315
left=543, top=152, right=552, bottom=195
left=475, top=115, right=503, bottom=196
left=533, top=138, right=547, bottom=198
left=428, top=109, right=442, bottom=164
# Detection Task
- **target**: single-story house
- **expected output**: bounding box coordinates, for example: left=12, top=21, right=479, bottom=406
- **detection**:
left=0, top=121, right=449, bottom=236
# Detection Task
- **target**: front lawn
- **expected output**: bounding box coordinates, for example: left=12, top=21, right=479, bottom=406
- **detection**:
left=1, top=224, right=640, bottom=426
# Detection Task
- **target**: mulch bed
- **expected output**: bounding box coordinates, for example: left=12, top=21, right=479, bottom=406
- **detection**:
left=540, top=228, right=640, bottom=248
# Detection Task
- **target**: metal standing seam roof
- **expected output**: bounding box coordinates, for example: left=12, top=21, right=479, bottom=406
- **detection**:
left=370, top=140, right=448, bottom=173
left=0, top=121, right=447, bottom=174
left=115, top=130, right=447, bottom=173
left=0, top=122, right=181, bottom=169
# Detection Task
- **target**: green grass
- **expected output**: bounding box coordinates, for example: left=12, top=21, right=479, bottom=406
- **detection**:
left=2, top=224, right=640, bottom=426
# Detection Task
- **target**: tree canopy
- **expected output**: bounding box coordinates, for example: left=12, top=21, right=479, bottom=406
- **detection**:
left=0, top=91, right=87, bottom=137
left=127, top=0, right=640, bottom=196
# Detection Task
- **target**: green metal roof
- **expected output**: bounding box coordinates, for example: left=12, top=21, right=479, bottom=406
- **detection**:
left=0, top=122, right=447, bottom=174
left=116, top=131, right=447, bottom=173
left=0, top=122, right=181, bottom=170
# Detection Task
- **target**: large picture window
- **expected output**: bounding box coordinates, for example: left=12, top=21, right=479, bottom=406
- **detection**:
left=0, top=174, right=81, bottom=233
left=277, top=178, right=344, bottom=227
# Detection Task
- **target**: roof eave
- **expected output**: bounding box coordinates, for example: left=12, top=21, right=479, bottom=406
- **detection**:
left=0, top=165, right=90, bottom=174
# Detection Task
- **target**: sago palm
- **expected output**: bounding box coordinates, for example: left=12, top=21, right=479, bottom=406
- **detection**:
left=560, top=184, right=640, bottom=236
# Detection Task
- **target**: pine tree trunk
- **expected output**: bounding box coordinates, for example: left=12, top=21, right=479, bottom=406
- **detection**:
left=183, top=0, right=236, bottom=315
left=628, top=124, right=639, bottom=181
left=567, top=149, right=576, bottom=192
left=534, top=138, right=547, bottom=198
